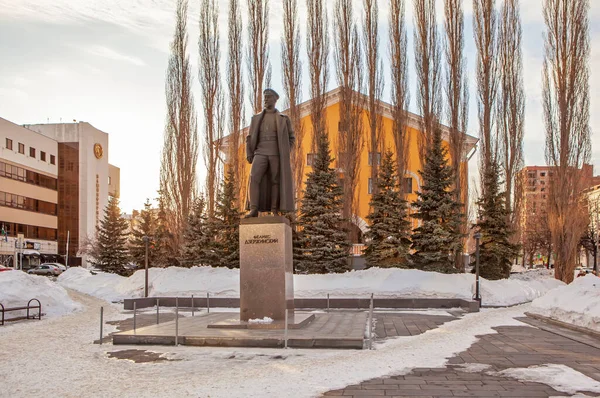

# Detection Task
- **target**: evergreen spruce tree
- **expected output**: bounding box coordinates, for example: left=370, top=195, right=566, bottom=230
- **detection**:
left=295, top=134, right=351, bottom=273
left=473, top=161, right=518, bottom=280
left=92, top=194, right=130, bottom=275
left=154, top=191, right=180, bottom=267
left=364, top=151, right=411, bottom=268
left=211, top=169, right=241, bottom=268
left=180, top=195, right=213, bottom=267
left=129, top=199, right=158, bottom=268
left=411, top=128, right=464, bottom=273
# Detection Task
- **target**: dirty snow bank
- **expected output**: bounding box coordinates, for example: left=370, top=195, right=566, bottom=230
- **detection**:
left=0, top=270, right=80, bottom=317
left=58, top=266, right=563, bottom=306
left=530, top=274, right=600, bottom=332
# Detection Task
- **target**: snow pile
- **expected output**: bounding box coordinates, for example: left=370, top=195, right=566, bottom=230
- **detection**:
left=495, top=364, right=600, bottom=395
left=530, top=274, right=600, bottom=332
left=248, top=317, right=273, bottom=324
left=58, top=267, right=129, bottom=302
left=0, top=270, right=80, bottom=317
left=510, top=268, right=554, bottom=281
left=58, top=266, right=563, bottom=306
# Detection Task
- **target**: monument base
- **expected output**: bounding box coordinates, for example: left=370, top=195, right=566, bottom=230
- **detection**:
left=239, top=216, right=294, bottom=322
left=208, top=313, right=315, bottom=330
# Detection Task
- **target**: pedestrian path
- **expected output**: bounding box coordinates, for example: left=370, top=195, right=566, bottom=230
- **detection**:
left=324, top=320, right=600, bottom=398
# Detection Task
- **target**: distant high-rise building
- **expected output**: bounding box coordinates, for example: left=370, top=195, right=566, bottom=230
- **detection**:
left=0, top=119, right=120, bottom=267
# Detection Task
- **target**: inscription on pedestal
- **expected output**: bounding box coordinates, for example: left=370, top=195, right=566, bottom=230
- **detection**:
left=239, top=216, right=294, bottom=322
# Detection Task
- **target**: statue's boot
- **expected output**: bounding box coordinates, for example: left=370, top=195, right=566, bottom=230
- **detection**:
left=244, top=207, right=259, bottom=218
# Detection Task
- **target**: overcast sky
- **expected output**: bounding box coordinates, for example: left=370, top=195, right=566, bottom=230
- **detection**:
left=1, top=0, right=599, bottom=213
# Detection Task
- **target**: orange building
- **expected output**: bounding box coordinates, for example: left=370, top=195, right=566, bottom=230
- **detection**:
left=225, top=87, right=478, bottom=244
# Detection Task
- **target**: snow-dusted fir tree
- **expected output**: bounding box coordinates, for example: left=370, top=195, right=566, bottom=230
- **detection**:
left=154, top=191, right=180, bottom=267
left=92, top=194, right=130, bottom=275
left=211, top=169, right=241, bottom=268
left=129, top=199, right=158, bottom=268
left=364, top=151, right=411, bottom=268
left=473, top=161, right=518, bottom=279
left=180, top=195, right=212, bottom=267
left=411, top=127, right=464, bottom=273
left=295, top=134, right=351, bottom=273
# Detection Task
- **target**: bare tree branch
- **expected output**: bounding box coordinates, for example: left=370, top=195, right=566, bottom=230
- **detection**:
left=247, top=0, right=270, bottom=113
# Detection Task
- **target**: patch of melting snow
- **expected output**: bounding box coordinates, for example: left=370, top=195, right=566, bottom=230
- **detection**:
left=248, top=317, right=273, bottom=324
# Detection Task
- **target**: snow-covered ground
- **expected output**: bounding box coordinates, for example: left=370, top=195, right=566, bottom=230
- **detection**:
left=0, top=286, right=531, bottom=398
left=0, top=270, right=81, bottom=317
left=530, top=274, right=600, bottom=332
left=494, top=364, right=600, bottom=395
left=57, top=266, right=563, bottom=306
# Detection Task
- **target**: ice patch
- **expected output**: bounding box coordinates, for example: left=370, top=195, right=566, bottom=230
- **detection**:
left=248, top=317, right=273, bottom=324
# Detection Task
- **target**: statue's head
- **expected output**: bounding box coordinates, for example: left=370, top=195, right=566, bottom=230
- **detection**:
left=263, top=88, right=279, bottom=110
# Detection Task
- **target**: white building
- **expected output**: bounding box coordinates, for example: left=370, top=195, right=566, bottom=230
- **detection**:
left=0, top=117, right=59, bottom=268
left=22, top=121, right=120, bottom=266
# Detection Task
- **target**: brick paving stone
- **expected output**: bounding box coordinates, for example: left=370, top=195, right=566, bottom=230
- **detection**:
left=323, top=318, right=600, bottom=398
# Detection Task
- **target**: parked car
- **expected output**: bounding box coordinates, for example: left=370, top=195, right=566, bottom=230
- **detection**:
left=0, top=265, right=12, bottom=272
left=42, top=262, right=67, bottom=272
left=27, top=264, right=62, bottom=276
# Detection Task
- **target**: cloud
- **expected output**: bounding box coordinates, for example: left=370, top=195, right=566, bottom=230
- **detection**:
left=86, top=45, right=146, bottom=66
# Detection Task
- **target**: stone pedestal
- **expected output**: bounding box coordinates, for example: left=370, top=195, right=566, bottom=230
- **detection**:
left=239, top=216, right=294, bottom=322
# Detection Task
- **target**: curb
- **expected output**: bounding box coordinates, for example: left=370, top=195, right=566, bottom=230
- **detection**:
left=524, top=311, right=600, bottom=340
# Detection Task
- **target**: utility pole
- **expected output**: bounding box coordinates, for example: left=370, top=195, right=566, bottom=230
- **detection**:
left=143, top=236, right=149, bottom=297
left=65, top=230, right=70, bottom=268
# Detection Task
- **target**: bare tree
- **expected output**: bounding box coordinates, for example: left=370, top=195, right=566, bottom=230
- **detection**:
left=390, top=0, right=410, bottom=190
left=199, top=0, right=224, bottom=219
left=281, top=0, right=304, bottom=205
left=160, top=0, right=199, bottom=252
left=444, top=0, right=468, bottom=198
left=335, top=0, right=364, bottom=238
left=498, top=0, right=524, bottom=230
left=543, top=0, right=591, bottom=283
left=247, top=0, right=270, bottom=113
left=444, top=0, right=468, bottom=270
left=363, top=0, right=384, bottom=194
left=227, top=0, right=245, bottom=209
left=306, top=0, right=329, bottom=146
left=414, top=0, right=442, bottom=163
left=473, top=0, right=499, bottom=181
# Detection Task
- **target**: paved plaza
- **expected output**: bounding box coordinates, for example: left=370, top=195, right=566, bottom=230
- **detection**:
left=323, top=319, right=600, bottom=398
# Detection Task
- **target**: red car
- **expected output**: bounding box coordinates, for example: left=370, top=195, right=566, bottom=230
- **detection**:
left=0, top=265, right=13, bottom=272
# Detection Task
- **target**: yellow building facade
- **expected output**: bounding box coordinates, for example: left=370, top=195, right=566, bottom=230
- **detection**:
left=232, top=87, right=478, bottom=242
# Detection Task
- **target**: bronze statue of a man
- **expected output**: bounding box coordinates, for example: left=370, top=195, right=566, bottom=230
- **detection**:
left=245, top=88, right=295, bottom=218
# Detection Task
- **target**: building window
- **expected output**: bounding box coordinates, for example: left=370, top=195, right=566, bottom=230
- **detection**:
left=368, top=178, right=373, bottom=194
left=540, top=180, right=545, bottom=185
left=307, top=153, right=316, bottom=167
left=368, top=152, right=381, bottom=166
left=40, top=151, right=46, bottom=162
left=18, top=143, right=25, bottom=154
left=29, top=147, right=36, bottom=158
left=108, top=176, right=112, bottom=185
left=50, top=155, right=56, bottom=165
left=5, top=138, right=12, bottom=150
left=540, top=172, right=546, bottom=177
left=541, top=188, right=545, bottom=192
left=404, top=177, right=413, bottom=194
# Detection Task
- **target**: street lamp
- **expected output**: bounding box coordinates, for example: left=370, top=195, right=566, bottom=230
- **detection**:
left=143, top=236, right=149, bottom=298
left=474, top=232, right=481, bottom=303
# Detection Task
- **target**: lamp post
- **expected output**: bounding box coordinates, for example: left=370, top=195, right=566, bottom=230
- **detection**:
left=474, top=232, right=481, bottom=303
left=143, top=236, right=149, bottom=298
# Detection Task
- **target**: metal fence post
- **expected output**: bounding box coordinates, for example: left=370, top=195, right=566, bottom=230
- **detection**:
left=191, top=294, right=194, bottom=317
left=175, top=297, right=179, bottom=346
left=156, top=298, right=160, bottom=324
left=133, top=301, right=137, bottom=332
left=284, top=308, right=289, bottom=349
left=206, top=292, right=210, bottom=313
left=99, top=306, right=104, bottom=345
left=368, top=293, right=374, bottom=350
left=327, top=294, right=330, bottom=312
